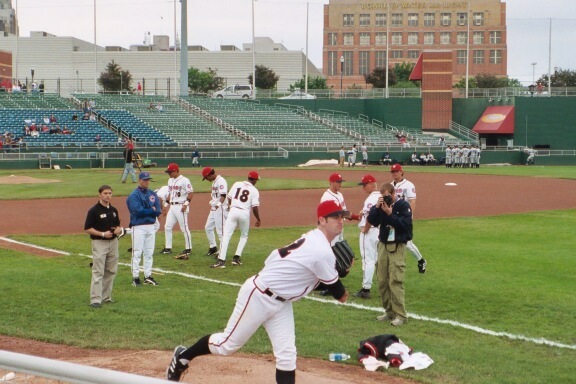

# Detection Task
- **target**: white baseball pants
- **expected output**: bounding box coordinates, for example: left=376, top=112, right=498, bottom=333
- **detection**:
left=407, top=240, right=424, bottom=261
left=165, top=204, right=192, bottom=250
left=131, top=224, right=156, bottom=278
left=219, top=207, right=250, bottom=261
left=359, top=228, right=379, bottom=290
left=205, top=206, right=228, bottom=248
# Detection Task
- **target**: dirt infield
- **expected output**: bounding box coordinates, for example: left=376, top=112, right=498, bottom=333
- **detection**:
left=0, top=168, right=574, bottom=383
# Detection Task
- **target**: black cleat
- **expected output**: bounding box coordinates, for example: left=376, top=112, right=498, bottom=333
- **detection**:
left=160, top=248, right=172, bottom=254
left=205, top=247, right=219, bottom=257
left=418, top=258, right=427, bottom=274
left=166, top=345, right=188, bottom=381
left=231, top=255, right=242, bottom=266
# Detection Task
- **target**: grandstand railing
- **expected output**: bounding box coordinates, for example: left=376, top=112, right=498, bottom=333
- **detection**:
left=449, top=121, right=479, bottom=143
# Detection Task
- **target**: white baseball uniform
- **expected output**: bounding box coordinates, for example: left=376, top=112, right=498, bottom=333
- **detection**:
left=452, top=147, right=460, bottom=166
left=361, top=145, right=368, bottom=164
left=208, top=228, right=340, bottom=371
left=205, top=175, right=229, bottom=248
left=469, top=147, right=478, bottom=165
left=320, top=189, right=347, bottom=244
left=359, top=191, right=380, bottom=290
left=392, top=178, right=424, bottom=262
left=219, top=181, right=260, bottom=261
left=445, top=147, right=452, bottom=166
left=154, top=185, right=169, bottom=232
left=165, top=175, right=194, bottom=251
left=462, top=147, right=470, bottom=167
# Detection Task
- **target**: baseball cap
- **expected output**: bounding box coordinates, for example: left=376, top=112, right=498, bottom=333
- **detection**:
left=202, top=167, right=214, bottom=180
left=358, top=174, right=376, bottom=185
left=329, top=173, right=345, bottom=183
left=164, top=163, right=179, bottom=174
left=317, top=200, right=350, bottom=219
left=139, top=172, right=153, bottom=180
left=248, top=171, right=260, bottom=180
left=390, top=164, right=403, bottom=172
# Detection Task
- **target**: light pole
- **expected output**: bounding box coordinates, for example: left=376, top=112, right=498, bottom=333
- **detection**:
left=531, top=62, right=537, bottom=86
left=340, top=55, right=344, bottom=97
left=120, top=72, right=123, bottom=93
left=76, top=70, right=79, bottom=91
left=30, top=66, right=35, bottom=89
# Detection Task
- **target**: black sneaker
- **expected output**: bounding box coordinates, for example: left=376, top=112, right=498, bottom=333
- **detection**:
left=174, top=249, right=191, bottom=260
left=232, top=255, right=242, bottom=266
left=132, top=277, right=142, bottom=287
left=210, top=259, right=226, bottom=269
left=166, top=345, right=188, bottom=381
left=144, top=276, right=159, bottom=286
left=205, top=247, right=219, bottom=257
left=418, top=258, right=427, bottom=274
left=160, top=248, right=172, bottom=254
left=353, top=289, right=371, bottom=299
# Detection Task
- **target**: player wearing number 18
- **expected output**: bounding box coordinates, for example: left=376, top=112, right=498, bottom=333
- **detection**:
left=166, top=200, right=350, bottom=383
left=211, top=171, right=261, bottom=268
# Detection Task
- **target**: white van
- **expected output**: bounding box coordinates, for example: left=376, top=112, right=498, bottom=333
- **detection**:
left=211, top=84, right=253, bottom=99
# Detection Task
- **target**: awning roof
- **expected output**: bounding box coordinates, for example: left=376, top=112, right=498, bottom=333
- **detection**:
left=409, top=54, right=423, bottom=81
left=472, top=106, right=515, bottom=134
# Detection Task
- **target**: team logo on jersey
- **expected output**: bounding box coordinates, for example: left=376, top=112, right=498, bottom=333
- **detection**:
left=219, top=185, right=224, bottom=189
left=149, top=195, right=156, bottom=203
left=187, top=184, right=192, bottom=189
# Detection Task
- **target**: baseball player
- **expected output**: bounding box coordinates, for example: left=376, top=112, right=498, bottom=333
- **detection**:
left=445, top=145, right=452, bottom=168
left=462, top=146, right=470, bottom=168
left=161, top=163, right=194, bottom=260
left=390, top=164, right=427, bottom=273
left=320, top=173, right=358, bottom=244
left=525, top=147, right=536, bottom=165
left=126, top=172, right=162, bottom=286
left=347, top=144, right=357, bottom=167
left=121, top=140, right=137, bottom=183
left=201, top=167, right=228, bottom=257
left=211, top=171, right=261, bottom=268
left=452, top=146, right=460, bottom=168
left=154, top=185, right=169, bottom=233
left=353, top=175, right=380, bottom=299
left=166, top=200, right=350, bottom=383
left=360, top=142, right=368, bottom=165
left=84, top=184, right=123, bottom=307
left=469, top=145, right=478, bottom=168
left=191, top=147, right=200, bottom=167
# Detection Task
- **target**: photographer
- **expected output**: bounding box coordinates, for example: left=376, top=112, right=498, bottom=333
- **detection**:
left=367, top=182, right=413, bottom=327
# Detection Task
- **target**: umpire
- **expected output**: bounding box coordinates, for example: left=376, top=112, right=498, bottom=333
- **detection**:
left=84, top=185, right=123, bottom=308
left=367, top=182, right=413, bottom=326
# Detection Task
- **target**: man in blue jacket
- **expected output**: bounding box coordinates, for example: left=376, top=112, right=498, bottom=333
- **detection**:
left=367, top=182, right=413, bottom=326
left=126, top=172, right=162, bottom=286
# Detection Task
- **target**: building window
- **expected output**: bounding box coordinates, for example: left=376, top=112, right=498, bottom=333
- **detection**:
left=457, top=50, right=467, bottom=64
left=375, top=51, right=386, bottom=68
left=343, top=14, right=354, bottom=27
left=343, top=51, right=353, bottom=75
left=392, top=32, right=402, bottom=45
left=408, top=13, right=418, bottom=27
left=392, top=13, right=402, bottom=27
left=391, top=50, right=403, bottom=59
left=424, top=32, right=435, bottom=45
left=424, top=13, right=435, bottom=27
left=490, top=31, right=502, bottom=44
left=440, top=32, right=451, bottom=45
left=408, top=50, right=419, bottom=59
left=359, top=14, right=370, bottom=27
left=457, top=13, right=467, bottom=26
left=375, top=13, right=386, bottom=27
left=328, top=33, right=338, bottom=46
left=457, top=32, right=467, bottom=45
left=343, top=33, right=354, bottom=46
left=441, top=13, right=451, bottom=26
left=473, top=31, right=484, bottom=45
left=328, top=51, right=338, bottom=76
left=473, top=12, right=484, bottom=26
left=490, top=50, right=502, bottom=64
left=359, top=32, right=370, bottom=46
left=408, top=32, right=418, bottom=45
left=473, top=50, right=484, bottom=64
left=375, top=32, right=387, bottom=46
left=359, top=51, right=370, bottom=75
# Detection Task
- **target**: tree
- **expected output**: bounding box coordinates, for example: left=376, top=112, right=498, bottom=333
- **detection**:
left=98, top=61, right=132, bottom=93
left=393, top=62, right=416, bottom=83
left=290, top=76, right=328, bottom=90
left=188, top=67, right=224, bottom=93
left=475, top=74, right=509, bottom=88
left=453, top=76, right=478, bottom=89
left=248, top=65, right=279, bottom=90
left=364, top=67, right=397, bottom=88
left=542, top=68, right=576, bottom=87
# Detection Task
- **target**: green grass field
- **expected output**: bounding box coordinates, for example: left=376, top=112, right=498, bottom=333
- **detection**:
left=0, top=166, right=575, bottom=383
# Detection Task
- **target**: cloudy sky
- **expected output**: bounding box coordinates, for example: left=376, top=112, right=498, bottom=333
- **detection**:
left=13, top=0, right=576, bottom=85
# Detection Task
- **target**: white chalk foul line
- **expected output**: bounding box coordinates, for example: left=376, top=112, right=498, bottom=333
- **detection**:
left=3, top=236, right=575, bottom=351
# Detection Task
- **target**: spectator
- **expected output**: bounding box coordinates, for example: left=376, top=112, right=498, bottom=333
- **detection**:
left=438, top=135, right=445, bottom=147
left=155, top=103, right=164, bottom=112
left=50, top=114, right=57, bottom=123
left=72, top=113, right=78, bottom=121
left=12, top=83, right=21, bottom=93
left=137, top=82, right=142, bottom=95
left=94, top=134, right=103, bottom=149
left=31, top=82, right=38, bottom=93
left=148, top=101, right=156, bottom=110
left=338, top=146, right=345, bottom=167
left=39, top=82, right=45, bottom=93
left=82, top=112, right=90, bottom=120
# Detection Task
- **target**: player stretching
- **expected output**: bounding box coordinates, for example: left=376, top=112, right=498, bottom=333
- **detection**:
left=390, top=164, right=427, bottom=273
left=201, top=167, right=228, bottom=257
left=166, top=200, right=350, bottom=383
left=161, top=163, right=194, bottom=260
left=211, top=171, right=261, bottom=268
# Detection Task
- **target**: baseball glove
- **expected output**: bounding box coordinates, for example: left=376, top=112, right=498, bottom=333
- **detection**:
left=332, top=240, right=355, bottom=278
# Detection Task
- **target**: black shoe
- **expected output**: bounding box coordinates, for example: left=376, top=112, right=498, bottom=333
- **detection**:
left=132, top=277, right=142, bottom=287
left=353, top=289, right=371, bottom=299
left=144, top=276, right=159, bottom=286
left=210, top=259, right=226, bottom=269
left=166, top=345, right=189, bottom=381
left=205, top=247, right=219, bottom=257
left=127, top=247, right=132, bottom=252
left=90, top=302, right=102, bottom=308
left=232, top=255, right=242, bottom=266
left=418, top=258, right=427, bottom=274
left=160, top=248, right=172, bottom=254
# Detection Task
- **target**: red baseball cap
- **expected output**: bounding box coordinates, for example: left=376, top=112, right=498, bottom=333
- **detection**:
left=390, top=164, right=403, bottom=172
left=248, top=171, right=260, bottom=180
left=317, top=200, right=349, bottom=219
left=329, top=173, right=345, bottom=183
left=165, top=163, right=179, bottom=174
left=358, top=174, right=376, bottom=185
left=202, top=167, right=214, bottom=180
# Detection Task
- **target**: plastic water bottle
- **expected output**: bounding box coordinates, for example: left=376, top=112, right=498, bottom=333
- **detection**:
left=329, top=353, right=350, bottom=362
